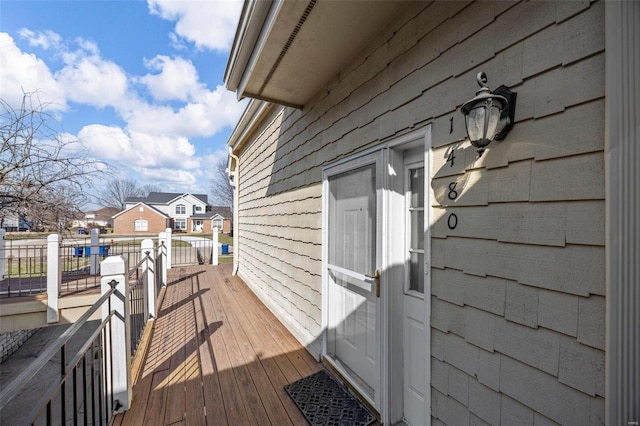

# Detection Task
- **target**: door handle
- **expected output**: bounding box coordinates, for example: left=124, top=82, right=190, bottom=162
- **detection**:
left=366, top=269, right=381, bottom=297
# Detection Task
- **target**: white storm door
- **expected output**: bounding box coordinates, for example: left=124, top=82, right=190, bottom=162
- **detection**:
left=325, top=151, right=382, bottom=406
left=403, top=163, right=427, bottom=426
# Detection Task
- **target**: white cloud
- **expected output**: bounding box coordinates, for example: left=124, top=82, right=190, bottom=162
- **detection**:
left=78, top=124, right=133, bottom=160
left=139, top=167, right=197, bottom=187
left=147, top=0, right=242, bottom=51
left=78, top=124, right=201, bottom=173
left=126, top=85, right=245, bottom=137
left=18, top=29, right=62, bottom=50
left=0, top=32, right=66, bottom=110
left=140, top=55, right=203, bottom=102
left=56, top=52, right=128, bottom=108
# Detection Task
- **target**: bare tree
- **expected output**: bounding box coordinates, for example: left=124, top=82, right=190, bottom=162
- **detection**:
left=1, top=93, right=103, bottom=229
left=96, top=178, right=144, bottom=209
left=209, top=157, right=233, bottom=208
left=141, top=183, right=162, bottom=196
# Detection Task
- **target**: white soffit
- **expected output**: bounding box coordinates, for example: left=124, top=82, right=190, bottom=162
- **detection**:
left=226, top=0, right=403, bottom=108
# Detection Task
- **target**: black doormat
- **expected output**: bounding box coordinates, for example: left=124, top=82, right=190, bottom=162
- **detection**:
left=284, top=370, right=376, bottom=426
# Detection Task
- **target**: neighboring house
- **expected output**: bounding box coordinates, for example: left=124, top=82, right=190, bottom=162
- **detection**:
left=114, top=192, right=231, bottom=234
left=0, top=213, right=30, bottom=232
left=112, top=202, right=169, bottom=234
left=223, top=1, right=638, bottom=425
left=189, top=206, right=232, bottom=234
left=72, top=207, right=120, bottom=229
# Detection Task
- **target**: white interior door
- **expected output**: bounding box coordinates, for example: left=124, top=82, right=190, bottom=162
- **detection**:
left=402, top=160, right=427, bottom=425
left=325, top=151, right=382, bottom=405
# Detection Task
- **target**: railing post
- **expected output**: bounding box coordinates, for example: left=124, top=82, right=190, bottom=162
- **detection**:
left=158, top=232, right=167, bottom=287
left=0, top=229, right=5, bottom=281
left=165, top=228, right=172, bottom=269
left=141, top=239, right=155, bottom=319
left=100, top=255, right=131, bottom=414
left=47, top=234, right=61, bottom=323
left=212, top=228, right=219, bottom=266
left=90, top=228, right=99, bottom=275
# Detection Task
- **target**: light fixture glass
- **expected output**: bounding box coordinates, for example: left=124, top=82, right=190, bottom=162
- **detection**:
left=461, top=72, right=516, bottom=156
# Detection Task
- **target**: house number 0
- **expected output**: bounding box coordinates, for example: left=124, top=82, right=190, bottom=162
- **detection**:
left=447, top=213, right=458, bottom=230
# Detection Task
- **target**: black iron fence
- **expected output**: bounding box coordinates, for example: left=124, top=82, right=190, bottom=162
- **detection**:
left=0, top=286, right=117, bottom=425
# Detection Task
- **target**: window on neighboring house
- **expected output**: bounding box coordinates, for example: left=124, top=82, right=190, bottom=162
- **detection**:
left=213, top=218, right=223, bottom=230
left=134, top=219, right=148, bottom=232
left=175, top=204, right=186, bottom=215
left=195, top=206, right=202, bottom=211
left=174, top=219, right=186, bottom=230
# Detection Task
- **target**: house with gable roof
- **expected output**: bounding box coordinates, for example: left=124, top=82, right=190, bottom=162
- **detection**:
left=112, top=192, right=232, bottom=234
left=222, top=1, right=638, bottom=425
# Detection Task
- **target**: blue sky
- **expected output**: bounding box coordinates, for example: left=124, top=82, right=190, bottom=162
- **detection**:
left=1, top=0, right=246, bottom=206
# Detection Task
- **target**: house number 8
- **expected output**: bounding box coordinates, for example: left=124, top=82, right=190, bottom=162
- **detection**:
left=448, top=182, right=458, bottom=200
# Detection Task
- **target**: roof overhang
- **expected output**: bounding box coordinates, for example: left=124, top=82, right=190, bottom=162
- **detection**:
left=224, top=0, right=403, bottom=108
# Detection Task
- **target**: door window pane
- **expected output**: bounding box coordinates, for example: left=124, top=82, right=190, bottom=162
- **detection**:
left=410, top=210, right=424, bottom=250
left=407, top=166, right=424, bottom=294
left=328, top=164, right=376, bottom=275
left=409, top=252, right=424, bottom=293
left=410, top=167, right=424, bottom=208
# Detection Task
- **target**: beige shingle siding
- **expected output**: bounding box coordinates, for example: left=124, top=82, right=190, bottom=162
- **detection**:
left=235, top=0, right=605, bottom=423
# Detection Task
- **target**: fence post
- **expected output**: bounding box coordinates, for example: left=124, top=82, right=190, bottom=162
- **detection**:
left=212, top=228, right=219, bottom=266
left=141, top=239, right=155, bottom=319
left=47, top=234, right=61, bottom=323
left=90, top=228, right=99, bottom=275
left=0, top=229, right=5, bottom=281
left=158, top=232, right=167, bottom=287
left=165, top=228, right=172, bottom=269
left=100, top=255, right=131, bottom=414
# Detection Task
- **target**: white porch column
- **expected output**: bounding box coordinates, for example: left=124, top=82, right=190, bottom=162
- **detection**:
left=90, top=228, right=99, bottom=275
left=46, top=234, right=61, bottom=323
left=212, top=228, right=219, bottom=266
left=100, top=255, right=131, bottom=413
left=0, top=229, right=5, bottom=281
left=141, top=239, right=156, bottom=318
left=165, top=227, right=172, bottom=269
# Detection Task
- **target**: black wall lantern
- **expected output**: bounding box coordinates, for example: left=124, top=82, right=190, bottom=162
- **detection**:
left=460, top=72, right=517, bottom=156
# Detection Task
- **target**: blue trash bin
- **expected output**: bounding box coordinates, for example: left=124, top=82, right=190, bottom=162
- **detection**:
left=84, top=247, right=91, bottom=257
left=99, top=245, right=110, bottom=256
left=73, top=247, right=84, bottom=257
left=221, top=244, right=229, bottom=255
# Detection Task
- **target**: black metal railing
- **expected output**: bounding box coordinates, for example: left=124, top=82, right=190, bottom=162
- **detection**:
left=171, top=235, right=214, bottom=266
left=0, top=284, right=118, bottom=425
left=127, top=250, right=154, bottom=358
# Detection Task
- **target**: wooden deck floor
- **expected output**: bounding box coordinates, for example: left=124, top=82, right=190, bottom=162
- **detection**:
left=113, top=263, right=323, bottom=425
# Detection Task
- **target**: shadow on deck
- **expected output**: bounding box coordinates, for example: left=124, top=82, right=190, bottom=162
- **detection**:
left=113, top=263, right=323, bottom=425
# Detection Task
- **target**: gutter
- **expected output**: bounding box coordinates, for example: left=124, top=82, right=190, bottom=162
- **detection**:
left=226, top=98, right=275, bottom=276
left=228, top=148, right=240, bottom=276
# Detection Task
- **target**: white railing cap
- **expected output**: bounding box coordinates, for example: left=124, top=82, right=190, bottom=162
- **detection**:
left=101, top=255, right=127, bottom=275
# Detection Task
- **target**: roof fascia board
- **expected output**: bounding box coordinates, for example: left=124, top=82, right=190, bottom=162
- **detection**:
left=224, top=0, right=275, bottom=94
left=227, top=98, right=275, bottom=154
left=236, top=0, right=284, bottom=101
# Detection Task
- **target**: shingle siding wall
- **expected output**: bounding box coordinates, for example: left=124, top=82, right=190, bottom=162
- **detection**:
left=235, top=0, right=605, bottom=423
